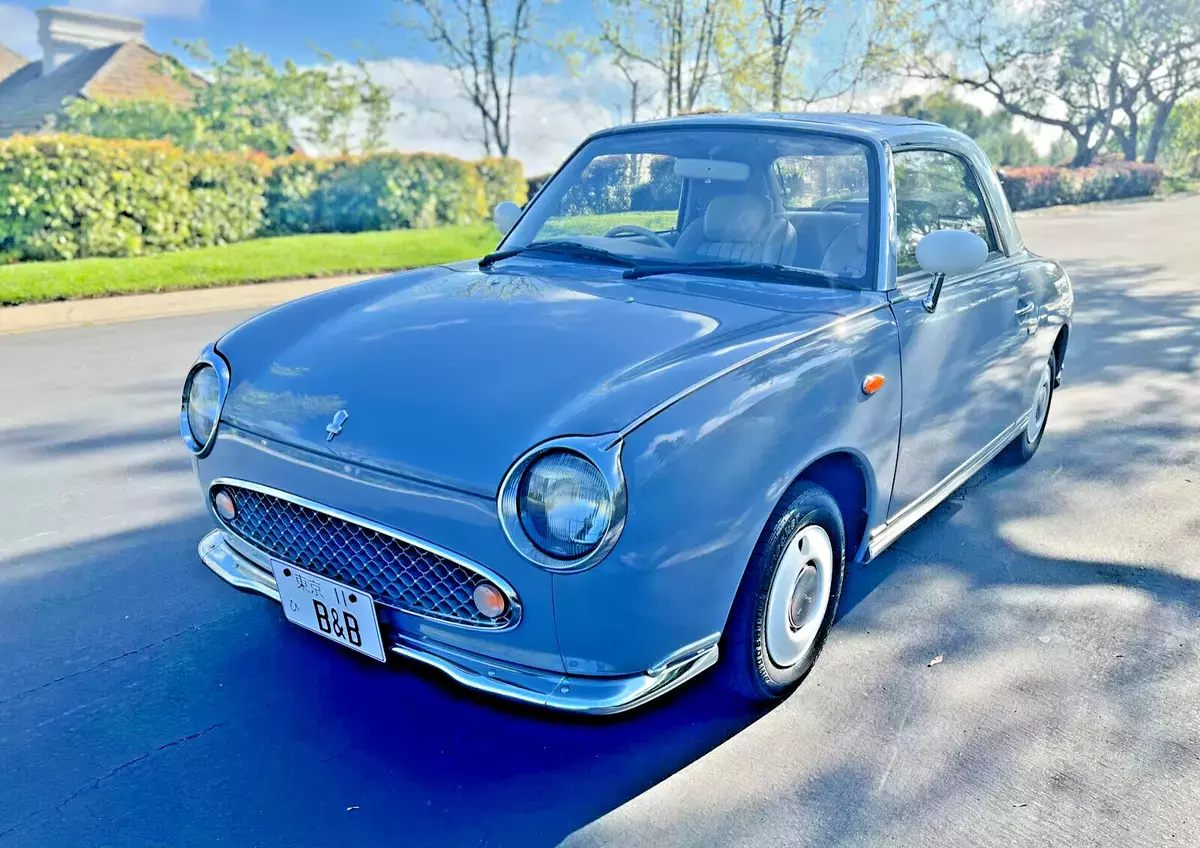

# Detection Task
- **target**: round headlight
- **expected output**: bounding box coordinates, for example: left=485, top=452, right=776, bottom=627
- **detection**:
left=517, top=451, right=613, bottom=559
left=186, top=364, right=221, bottom=447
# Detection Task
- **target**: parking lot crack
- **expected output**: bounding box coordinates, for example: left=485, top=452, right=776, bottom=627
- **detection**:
left=0, top=612, right=241, bottom=709
left=0, top=722, right=228, bottom=840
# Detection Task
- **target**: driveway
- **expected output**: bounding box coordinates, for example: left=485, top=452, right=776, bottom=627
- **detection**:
left=1, top=195, right=1197, bottom=847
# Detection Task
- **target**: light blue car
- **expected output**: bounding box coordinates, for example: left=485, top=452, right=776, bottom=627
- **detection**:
left=181, top=114, right=1073, bottom=714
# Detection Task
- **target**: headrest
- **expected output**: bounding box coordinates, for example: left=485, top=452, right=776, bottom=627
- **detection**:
left=704, top=194, right=773, bottom=242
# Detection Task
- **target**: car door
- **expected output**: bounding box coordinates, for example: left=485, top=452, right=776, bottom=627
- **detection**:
left=886, top=147, right=1032, bottom=518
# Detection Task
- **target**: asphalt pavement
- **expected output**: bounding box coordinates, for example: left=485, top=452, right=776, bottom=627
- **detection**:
left=1, top=195, right=1198, bottom=847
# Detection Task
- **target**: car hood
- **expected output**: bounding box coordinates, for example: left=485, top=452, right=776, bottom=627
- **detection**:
left=217, top=259, right=880, bottom=496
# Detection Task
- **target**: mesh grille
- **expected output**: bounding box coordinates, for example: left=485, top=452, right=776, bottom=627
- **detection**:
left=215, top=485, right=515, bottom=629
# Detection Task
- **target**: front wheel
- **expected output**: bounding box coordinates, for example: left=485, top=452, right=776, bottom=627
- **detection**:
left=1002, top=352, right=1056, bottom=464
left=723, top=483, right=846, bottom=702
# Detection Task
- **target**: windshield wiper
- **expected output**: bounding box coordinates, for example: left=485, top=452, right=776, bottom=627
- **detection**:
left=623, top=260, right=851, bottom=288
left=479, top=240, right=637, bottom=269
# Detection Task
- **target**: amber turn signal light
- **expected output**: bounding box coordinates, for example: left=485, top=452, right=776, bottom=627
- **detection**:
left=213, top=490, right=237, bottom=521
left=862, top=374, right=886, bottom=395
left=473, top=583, right=507, bottom=619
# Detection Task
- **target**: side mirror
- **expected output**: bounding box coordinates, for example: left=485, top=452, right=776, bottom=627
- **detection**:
left=915, top=229, right=989, bottom=312
left=494, top=201, right=522, bottom=236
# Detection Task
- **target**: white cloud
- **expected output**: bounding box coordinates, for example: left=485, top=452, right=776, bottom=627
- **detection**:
left=67, top=0, right=205, bottom=19
left=0, top=4, right=39, bottom=57
left=361, top=57, right=632, bottom=175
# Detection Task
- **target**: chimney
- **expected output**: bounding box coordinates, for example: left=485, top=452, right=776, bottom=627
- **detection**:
left=36, top=6, right=145, bottom=75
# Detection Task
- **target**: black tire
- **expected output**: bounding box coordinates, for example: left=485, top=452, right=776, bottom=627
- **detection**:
left=723, top=482, right=847, bottom=703
left=1002, top=351, right=1057, bottom=465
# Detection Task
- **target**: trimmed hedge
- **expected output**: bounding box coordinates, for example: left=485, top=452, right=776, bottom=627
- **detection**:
left=476, top=157, right=528, bottom=211
left=317, top=153, right=487, bottom=233
left=1, top=135, right=523, bottom=261
left=998, top=161, right=1162, bottom=211
left=262, top=156, right=335, bottom=236
left=0, top=135, right=268, bottom=261
left=265, top=154, right=496, bottom=235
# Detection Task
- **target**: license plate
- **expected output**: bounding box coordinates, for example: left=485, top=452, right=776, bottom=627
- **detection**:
left=271, top=561, right=386, bottom=662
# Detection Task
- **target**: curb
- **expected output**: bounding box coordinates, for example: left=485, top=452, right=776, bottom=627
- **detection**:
left=0, top=274, right=373, bottom=336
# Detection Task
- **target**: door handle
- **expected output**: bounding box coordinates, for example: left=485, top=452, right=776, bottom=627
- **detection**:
left=1015, top=299, right=1036, bottom=316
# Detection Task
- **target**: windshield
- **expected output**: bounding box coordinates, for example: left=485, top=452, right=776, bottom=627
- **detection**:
left=501, top=126, right=877, bottom=287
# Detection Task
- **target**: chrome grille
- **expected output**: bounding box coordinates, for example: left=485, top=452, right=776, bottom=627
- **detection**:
left=213, top=484, right=516, bottom=629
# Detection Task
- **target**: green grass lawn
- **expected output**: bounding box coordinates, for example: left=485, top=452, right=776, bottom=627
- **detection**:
left=0, top=224, right=499, bottom=306
left=541, top=210, right=678, bottom=237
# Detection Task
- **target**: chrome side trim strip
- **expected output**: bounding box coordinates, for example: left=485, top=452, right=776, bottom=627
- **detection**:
left=207, top=478, right=523, bottom=631
left=613, top=301, right=892, bottom=444
left=867, top=413, right=1029, bottom=559
left=198, top=529, right=719, bottom=715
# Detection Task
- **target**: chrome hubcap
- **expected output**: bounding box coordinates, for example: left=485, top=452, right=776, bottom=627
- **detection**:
left=1026, top=361, right=1053, bottom=443
left=765, top=525, right=833, bottom=668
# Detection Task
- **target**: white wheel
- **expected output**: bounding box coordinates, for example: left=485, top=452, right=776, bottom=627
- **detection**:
left=724, top=482, right=846, bottom=702
left=1025, top=359, right=1053, bottom=445
left=1004, top=352, right=1056, bottom=465
left=764, top=524, right=834, bottom=669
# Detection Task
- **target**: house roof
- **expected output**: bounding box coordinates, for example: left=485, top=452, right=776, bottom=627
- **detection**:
left=0, top=44, right=29, bottom=84
left=0, top=41, right=199, bottom=138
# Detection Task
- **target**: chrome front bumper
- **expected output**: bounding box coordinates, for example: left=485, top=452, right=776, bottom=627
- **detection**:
left=198, top=530, right=719, bottom=715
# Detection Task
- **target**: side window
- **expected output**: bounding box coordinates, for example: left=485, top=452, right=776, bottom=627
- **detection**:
left=773, top=155, right=870, bottom=210
left=893, top=150, right=997, bottom=275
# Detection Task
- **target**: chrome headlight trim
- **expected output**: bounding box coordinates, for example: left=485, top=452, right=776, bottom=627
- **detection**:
left=180, top=343, right=231, bottom=458
left=498, top=435, right=627, bottom=573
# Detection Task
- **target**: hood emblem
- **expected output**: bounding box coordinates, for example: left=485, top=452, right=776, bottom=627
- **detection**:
left=325, top=409, right=349, bottom=441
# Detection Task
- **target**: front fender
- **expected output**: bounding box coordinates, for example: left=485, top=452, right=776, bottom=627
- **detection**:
left=552, top=302, right=903, bottom=675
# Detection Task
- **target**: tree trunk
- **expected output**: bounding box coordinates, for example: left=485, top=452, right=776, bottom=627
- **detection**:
left=1117, top=112, right=1139, bottom=161
left=771, top=47, right=784, bottom=110
left=1143, top=100, right=1174, bottom=163
left=1069, top=134, right=1094, bottom=167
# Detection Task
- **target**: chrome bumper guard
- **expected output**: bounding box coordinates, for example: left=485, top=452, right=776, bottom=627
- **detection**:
left=198, top=530, right=719, bottom=715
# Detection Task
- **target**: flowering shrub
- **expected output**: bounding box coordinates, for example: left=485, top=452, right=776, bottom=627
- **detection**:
left=998, top=162, right=1162, bottom=211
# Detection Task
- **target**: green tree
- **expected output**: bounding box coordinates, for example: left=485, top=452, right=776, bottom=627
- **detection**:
left=908, top=0, right=1200, bottom=166
left=884, top=91, right=1039, bottom=165
left=61, top=43, right=391, bottom=157
left=1161, top=98, right=1200, bottom=176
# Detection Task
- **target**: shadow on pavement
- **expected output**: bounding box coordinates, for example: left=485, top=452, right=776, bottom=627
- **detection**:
left=2, top=251, right=1199, bottom=846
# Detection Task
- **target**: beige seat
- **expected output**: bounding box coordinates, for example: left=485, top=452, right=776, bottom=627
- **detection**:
left=676, top=194, right=797, bottom=265
left=819, top=220, right=869, bottom=277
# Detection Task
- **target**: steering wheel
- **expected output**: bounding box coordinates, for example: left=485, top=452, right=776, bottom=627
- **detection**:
left=603, top=224, right=673, bottom=250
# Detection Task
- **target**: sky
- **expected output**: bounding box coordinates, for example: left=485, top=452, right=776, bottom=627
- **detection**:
left=0, top=0, right=637, bottom=171
left=0, top=0, right=1058, bottom=171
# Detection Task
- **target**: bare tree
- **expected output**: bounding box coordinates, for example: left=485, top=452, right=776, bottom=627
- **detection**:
left=593, top=0, right=730, bottom=117
left=719, top=0, right=916, bottom=112
left=396, top=0, right=542, bottom=156
left=760, top=0, right=822, bottom=110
